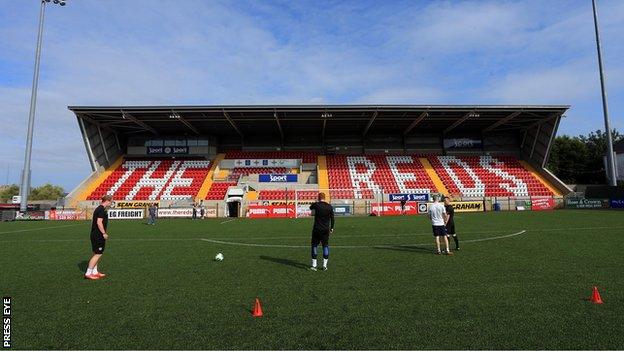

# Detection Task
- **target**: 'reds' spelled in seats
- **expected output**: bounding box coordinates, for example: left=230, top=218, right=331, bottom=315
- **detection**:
left=427, top=155, right=554, bottom=197
left=87, top=158, right=210, bottom=201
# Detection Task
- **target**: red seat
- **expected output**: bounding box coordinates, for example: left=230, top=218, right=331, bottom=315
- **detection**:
left=87, top=157, right=211, bottom=201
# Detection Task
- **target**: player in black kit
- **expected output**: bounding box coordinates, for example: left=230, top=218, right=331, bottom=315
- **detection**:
left=309, top=192, right=335, bottom=271
left=444, top=197, right=460, bottom=250
left=85, top=195, right=112, bottom=280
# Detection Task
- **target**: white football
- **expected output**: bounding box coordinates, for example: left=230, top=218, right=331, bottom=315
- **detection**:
left=214, top=252, right=224, bottom=261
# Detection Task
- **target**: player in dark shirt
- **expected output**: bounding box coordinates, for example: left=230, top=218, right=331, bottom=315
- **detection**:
left=444, top=197, right=459, bottom=250
left=85, top=195, right=112, bottom=280
left=309, top=193, right=335, bottom=271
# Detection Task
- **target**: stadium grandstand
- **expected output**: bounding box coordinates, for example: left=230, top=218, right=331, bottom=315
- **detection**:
left=66, top=105, right=571, bottom=217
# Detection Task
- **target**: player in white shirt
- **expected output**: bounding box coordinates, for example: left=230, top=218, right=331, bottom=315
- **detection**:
left=429, top=195, right=452, bottom=255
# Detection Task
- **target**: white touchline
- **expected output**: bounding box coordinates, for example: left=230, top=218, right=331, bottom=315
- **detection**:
left=0, top=223, right=84, bottom=235
left=3, top=225, right=622, bottom=244
left=219, top=219, right=237, bottom=224
left=0, top=238, right=203, bottom=243
left=199, top=230, right=528, bottom=249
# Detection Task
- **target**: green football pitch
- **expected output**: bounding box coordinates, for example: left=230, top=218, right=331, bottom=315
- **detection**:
left=1, top=210, right=623, bottom=349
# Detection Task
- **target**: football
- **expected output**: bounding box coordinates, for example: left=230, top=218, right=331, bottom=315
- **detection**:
left=214, top=252, right=224, bottom=261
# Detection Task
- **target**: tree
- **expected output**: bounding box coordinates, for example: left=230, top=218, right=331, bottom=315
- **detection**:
left=0, top=184, right=20, bottom=203
left=581, top=129, right=623, bottom=184
left=29, top=183, right=65, bottom=201
left=547, top=129, right=623, bottom=184
left=547, top=136, right=589, bottom=183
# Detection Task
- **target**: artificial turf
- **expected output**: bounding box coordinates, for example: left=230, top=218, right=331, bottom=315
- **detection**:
left=1, top=210, right=623, bottom=349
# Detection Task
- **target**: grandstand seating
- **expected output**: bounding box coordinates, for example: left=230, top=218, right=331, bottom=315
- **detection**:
left=325, top=155, right=437, bottom=199
left=205, top=182, right=237, bottom=200
left=224, top=151, right=317, bottom=163
left=427, top=155, right=554, bottom=197
left=86, top=153, right=557, bottom=203
left=87, top=158, right=211, bottom=201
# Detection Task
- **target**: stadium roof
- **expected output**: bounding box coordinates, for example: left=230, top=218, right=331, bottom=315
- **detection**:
left=69, top=104, right=569, bottom=138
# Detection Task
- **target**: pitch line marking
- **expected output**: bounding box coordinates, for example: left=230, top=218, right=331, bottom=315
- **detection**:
left=220, top=218, right=237, bottom=224
left=199, top=230, right=527, bottom=249
left=0, top=230, right=526, bottom=245
left=2, top=224, right=621, bottom=243
left=198, top=225, right=622, bottom=241
left=0, top=223, right=84, bottom=235
left=0, top=238, right=202, bottom=243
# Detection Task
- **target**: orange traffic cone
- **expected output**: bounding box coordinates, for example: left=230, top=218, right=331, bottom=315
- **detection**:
left=252, top=298, right=264, bottom=317
left=590, top=286, right=603, bottom=304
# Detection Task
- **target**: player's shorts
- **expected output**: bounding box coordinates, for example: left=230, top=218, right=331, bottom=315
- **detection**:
left=311, top=229, right=330, bottom=247
left=432, top=225, right=447, bottom=237
left=90, top=232, right=106, bottom=254
left=446, top=222, right=456, bottom=235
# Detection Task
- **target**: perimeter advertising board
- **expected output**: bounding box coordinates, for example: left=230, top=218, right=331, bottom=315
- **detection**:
left=15, top=211, right=46, bottom=220
left=531, top=197, right=554, bottom=211
left=450, top=201, right=484, bottom=212
left=108, top=209, right=144, bottom=220
left=47, top=210, right=87, bottom=220
left=610, top=199, right=624, bottom=209
left=247, top=204, right=296, bottom=218
left=371, top=202, right=418, bottom=216
left=334, top=205, right=352, bottom=216
left=157, top=208, right=193, bottom=218
left=565, top=198, right=609, bottom=209
left=156, top=208, right=218, bottom=218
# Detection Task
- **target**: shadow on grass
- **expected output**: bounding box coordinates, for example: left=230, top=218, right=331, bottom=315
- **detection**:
left=373, top=245, right=434, bottom=255
left=77, top=260, right=88, bottom=273
left=259, top=255, right=309, bottom=270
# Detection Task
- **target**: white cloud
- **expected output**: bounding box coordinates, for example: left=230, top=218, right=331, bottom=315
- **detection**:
left=484, top=60, right=601, bottom=103
left=402, top=1, right=532, bottom=54
left=0, top=0, right=623, bottom=190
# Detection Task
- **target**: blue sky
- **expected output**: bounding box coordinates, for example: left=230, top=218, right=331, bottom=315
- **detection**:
left=0, top=0, right=623, bottom=191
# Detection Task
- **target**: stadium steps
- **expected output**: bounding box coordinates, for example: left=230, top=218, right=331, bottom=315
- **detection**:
left=215, top=168, right=230, bottom=180
left=317, top=155, right=330, bottom=200
left=68, top=156, right=125, bottom=207
left=196, top=153, right=225, bottom=201
left=418, top=157, right=449, bottom=195
left=518, top=160, right=564, bottom=196
left=245, top=190, right=259, bottom=201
